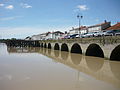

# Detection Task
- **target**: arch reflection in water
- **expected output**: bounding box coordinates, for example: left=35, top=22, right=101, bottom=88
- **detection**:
left=43, top=48, right=47, bottom=54
left=70, top=53, right=82, bottom=65
left=110, top=61, right=120, bottom=80
left=7, top=46, right=41, bottom=53
left=40, top=48, right=44, bottom=53
left=61, top=51, right=69, bottom=60
left=85, top=56, right=104, bottom=72
left=47, top=49, right=51, bottom=55
left=54, top=50, right=60, bottom=57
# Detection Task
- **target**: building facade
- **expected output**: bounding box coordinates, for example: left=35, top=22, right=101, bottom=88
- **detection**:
left=88, top=20, right=111, bottom=33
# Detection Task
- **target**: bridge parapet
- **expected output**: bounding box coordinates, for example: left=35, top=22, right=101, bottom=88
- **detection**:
left=3, top=36, right=120, bottom=60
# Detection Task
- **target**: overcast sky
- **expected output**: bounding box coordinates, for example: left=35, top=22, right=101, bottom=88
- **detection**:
left=0, top=0, right=120, bottom=39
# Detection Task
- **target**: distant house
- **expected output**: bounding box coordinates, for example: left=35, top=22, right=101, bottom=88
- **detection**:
left=25, top=36, right=31, bottom=40
left=106, top=22, right=120, bottom=30
left=45, top=32, right=53, bottom=40
left=30, top=34, right=42, bottom=40
left=88, top=20, right=111, bottom=33
left=52, top=31, right=64, bottom=40
left=39, top=33, right=47, bottom=40
left=69, top=26, right=88, bottom=35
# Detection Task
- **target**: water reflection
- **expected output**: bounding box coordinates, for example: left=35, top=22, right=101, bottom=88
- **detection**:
left=54, top=50, right=60, bottom=57
left=43, top=48, right=47, bottom=54
left=85, top=56, right=104, bottom=72
left=61, top=51, right=69, bottom=60
left=48, top=49, right=51, bottom=55
left=70, top=53, right=82, bottom=65
left=110, top=61, right=120, bottom=80
left=40, top=48, right=44, bottom=53
left=5, top=46, right=120, bottom=89
left=7, top=46, right=41, bottom=53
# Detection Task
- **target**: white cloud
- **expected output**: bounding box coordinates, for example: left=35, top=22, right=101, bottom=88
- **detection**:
left=20, top=3, right=32, bottom=8
left=0, top=3, right=4, bottom=7
left=5, top=5, right=14, bottom=10
left=0, top=16, right=23, bottom=21
left=77, top=5, right=89, bottom=11
left=95, top=19, right=99, bottom=22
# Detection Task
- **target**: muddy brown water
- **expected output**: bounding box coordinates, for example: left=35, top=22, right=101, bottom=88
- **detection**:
left=0, top=43, right=120, bottom=90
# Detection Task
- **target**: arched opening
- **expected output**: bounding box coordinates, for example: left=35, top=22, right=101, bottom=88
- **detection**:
left=48, top=43, right=51, bottom=49
left=54, top=43, right=59, bottom=50
left=61, top=43, right=69, bottom=52
left=110, top=45, right=120, bottom=61
left=71, top=43, right=82, bottom=54
left=41, top=43, right=43, bottom=47
left=44, top=43, right=47, bottom=48
left=86, top=43, right=104, bottom=58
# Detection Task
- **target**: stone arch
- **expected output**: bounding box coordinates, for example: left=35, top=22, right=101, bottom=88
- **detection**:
left=71, top=43, right=82, bottom=54
left=54, top=43, right=60, bottom=50
left=44, top=43, right=47, bottom=48
left=110, top=45, right=120, bottom=61
left=86, top=43, right=104, bottom=58
left=48, top=43, right=51, bottom=49
left=41, top=43, right=43, bottom=47
left=61, top=43, right=69, bottom=52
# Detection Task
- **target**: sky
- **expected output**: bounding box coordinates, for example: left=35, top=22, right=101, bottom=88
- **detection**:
left=0, top=0, right=120, bottom=39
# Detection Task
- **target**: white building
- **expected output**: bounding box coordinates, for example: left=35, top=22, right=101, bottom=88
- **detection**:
left=88, top=20, right=111, bottom=33
left=29, top=31, right=64, bottom=40
left=69, top=26, right=88, bottom=35
left=52, top=31, right=64, bottom=40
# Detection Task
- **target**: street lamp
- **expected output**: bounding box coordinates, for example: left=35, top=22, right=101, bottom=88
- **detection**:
left=77, top=14, right=83, bottom=37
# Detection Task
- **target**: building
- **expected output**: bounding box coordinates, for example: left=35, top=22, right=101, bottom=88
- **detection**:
left=29, top=31, right=64, bottom=40
left=25, top=36, right=31, bottom=40
left=69, top=26, right=88, bottom=35
left=52, top=31, right=64, bottom=40
left=31, top=34, right=41, bottom=40
left=45, top=32, right=53, bottom=40
left=88, top=20, right=111, bottom=33
left=106, top=22, right=120, bottom=30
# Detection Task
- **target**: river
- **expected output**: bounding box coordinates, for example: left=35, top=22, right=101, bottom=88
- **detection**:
left=0, top=43, right=120, bottom=90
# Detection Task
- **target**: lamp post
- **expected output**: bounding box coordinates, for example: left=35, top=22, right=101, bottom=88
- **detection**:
left=77, top=14, right=83, bottom=37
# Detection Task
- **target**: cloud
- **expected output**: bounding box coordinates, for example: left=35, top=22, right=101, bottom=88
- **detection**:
left=77, top=5, right=89, bottom=11
left=0, top=16, right=23, bottom=21
left=0, top=26, right=70, bottom=39
left=0, top=3, right=4, bottom=7
left=95, top=19, right=99, bottom=22
left=5, top=5, right=14, bottom=10
left=20, top=3, right=32, bottom=8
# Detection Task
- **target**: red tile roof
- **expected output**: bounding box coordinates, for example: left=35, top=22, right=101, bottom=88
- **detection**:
left=107, top=22, right=120, bottom=30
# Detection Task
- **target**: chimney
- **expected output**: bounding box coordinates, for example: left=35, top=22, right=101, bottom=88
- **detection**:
left=72, top=27, right=74, bottom=30
left=104, top=20, right=107, bottom=23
